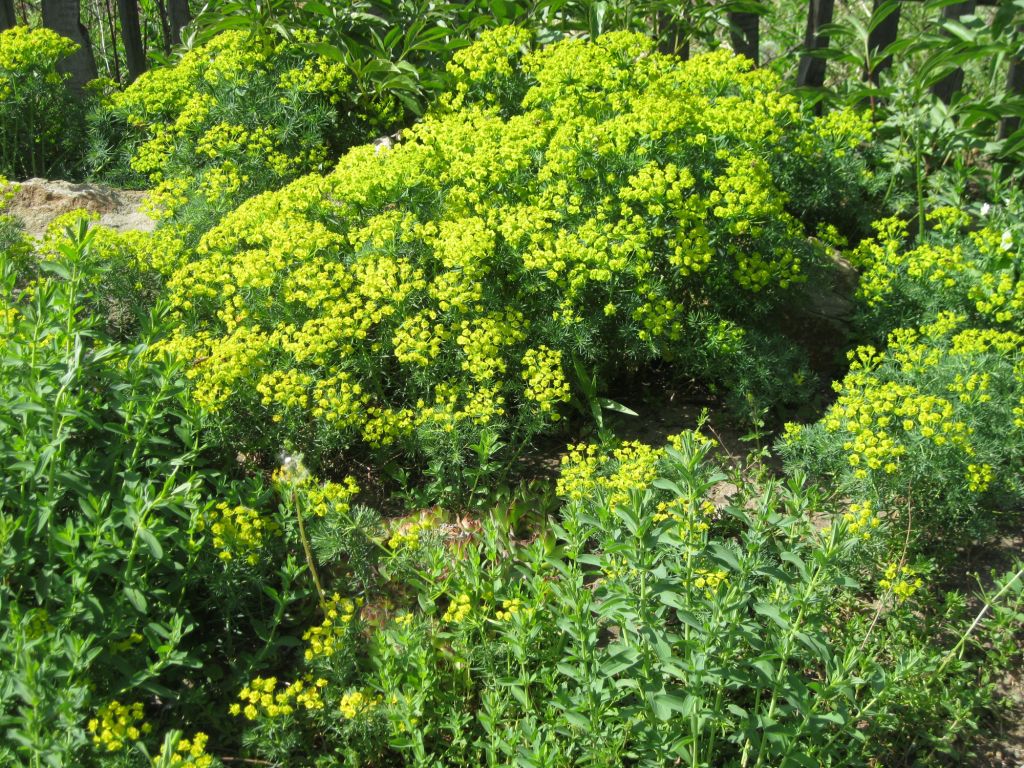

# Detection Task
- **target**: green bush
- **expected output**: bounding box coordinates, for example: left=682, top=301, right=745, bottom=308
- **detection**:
left=848, top=204, right=1024, bottom=342
left=157, top=28, right=873, bottom=488
left=135, top=432, right=1020, bottom=767
left=0, top=179, right=31, bottom=275
left=0, top=26, right=85, bottom=180
left=780, top=312, right=1024, bottom=545
left=88, top=31, right=398, bottom=241
left=0, top=223, right=319, bottom=766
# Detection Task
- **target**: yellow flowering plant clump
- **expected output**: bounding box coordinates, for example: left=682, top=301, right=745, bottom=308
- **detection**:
left=780, top=312, right=1024, bottom=543
left=0, top=26, right=84, bottom=179
left=205, top=502, right=281, bottom=564
left=162, top=28, right=871, bottom=486
left=91, top=31, right=399, bottom=237
left=159, top=731, right=218, bottom=768
left=88, top=700, right=152, bottom=753
left=848, top=204, right=1024, bottom=341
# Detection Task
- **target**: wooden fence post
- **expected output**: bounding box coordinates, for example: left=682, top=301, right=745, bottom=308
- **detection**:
left=797, top=0, right=835, bottom=89
left=931, top=0, right=977, bottom=104
left=0, top=0, right=16, bottom=31
left=866, top=0, right=901, bottom=84
left=729, top=10, right=760, bottom=65
left=998, top=37, right=1024, bottom=140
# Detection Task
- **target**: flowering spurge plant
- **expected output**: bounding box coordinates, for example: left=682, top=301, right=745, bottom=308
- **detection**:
left=89, top=30, right=398, bottom=239
left=185, top=432, right=1021, bottom=767
left=780, top=311, right=1024, bottom=545
left=159, top=27, right=873, bottom=483
left=848, top=204, right=1024, bottom=342
left=0, top=26, right=84, bottom=179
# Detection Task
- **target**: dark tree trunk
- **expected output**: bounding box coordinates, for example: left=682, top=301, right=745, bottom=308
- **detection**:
left=155, top=0, right=172, bottom=54
left=865, top=0, right=901, bottom=85
left=796, top=0, right=835, bottom=90
left=931, top=1, right=977, bottom=104
left=167, top=0, right=190, bottom=46
left=0, top=0, right=17, bottom=31
left=41, top=0, right=98, bottom=96
left=729, top=11, right=760, bottom=65
left=999, top=33, right=1024, bottom=141
left=116, top=0, right=145, bottom=82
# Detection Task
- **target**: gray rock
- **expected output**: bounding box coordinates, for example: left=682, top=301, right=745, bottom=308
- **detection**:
left=3, top=178, right=154, bottom=239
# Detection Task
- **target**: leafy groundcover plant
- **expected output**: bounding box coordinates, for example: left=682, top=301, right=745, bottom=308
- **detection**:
left=0, top=223, right=333, bottom=766
left=80, top=431, right=1024, bottom=766
left=155, top=27, right=875, bottom=485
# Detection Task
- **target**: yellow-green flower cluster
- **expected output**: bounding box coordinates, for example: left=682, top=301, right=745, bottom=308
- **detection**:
left=558, top=441, right=661, bottom=509
left=653, top=496, right=714, bottom=545
left=232, top=675, right=327, bottom=720
left=387, top=515, right=436, bottom=550
left=494, top=598, right=522, bottom=621
left=103, top=30, right=369, bottom=218
left=878, top=563, right=923, bottom=603
left=521, top=346, right=571, bottom=418
left=206, top=502, right=280, bottom=564
left=1, top=27, right=81, bottom=177
left=303, top=476, right=360, bottom=517
left=161, top=732, right=215, bottom=768
left=302, top=593, right=360, bottom=661
left=841, top=500, right=880, bottom=540
left=88, top=700, right=151, bottom=752
left=966, top=463, right=993, bottom=493
left=442, top=593, right=473, bottom=623
left=339, top=689, right=382, bottom=720
left=692, top=568, right=728, bottom=597
left=787, top=309, right=1024, bottom=533
left=849, top=210, right=1023, bottom=332
left=444, top=25, right=532, bottom=110
left=0, top=26, right=77, bottom=78
left=825, top=339, right=972, bottom=478
left=603, top=555, right=638, bottom=580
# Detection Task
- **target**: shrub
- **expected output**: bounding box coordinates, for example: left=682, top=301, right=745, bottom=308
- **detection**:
left=161, top=432, right=1021, bottom=767
left=0, top=26, right=85, bottom=179
left=847, top=204, right=1023, bottom=341
left=780, top=312, right=1024, bottom=545
left=30, top=210, right=187, bottom=340
left=88, top=31, right=398, bottom=240
left=0, top=223, right=314, bottom=765
left=157, top=28, right=873, bottom=486
left=0, top=178, right=31, bottom=275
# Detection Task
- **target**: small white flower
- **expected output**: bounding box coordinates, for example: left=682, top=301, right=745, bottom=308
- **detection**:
left=1000, top=230, right=1014, bottom=251
left=980, top=202, right=991, bottom=216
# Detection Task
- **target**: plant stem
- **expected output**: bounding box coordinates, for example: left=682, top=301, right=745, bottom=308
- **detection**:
left=292, top=484, right=327, bottom=611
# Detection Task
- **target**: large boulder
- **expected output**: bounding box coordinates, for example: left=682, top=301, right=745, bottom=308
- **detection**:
left=3, top=178, right=154, bottom=239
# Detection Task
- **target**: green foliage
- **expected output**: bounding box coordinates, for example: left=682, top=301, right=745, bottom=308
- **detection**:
left=781, top=202, right=1024, bottom=546
left=0, top=180, right=31, bottom=275
left=0, top=223, right=313, bottom=766
left=780, top=312, right=1023, bottom=546
left=0, top=26, right=86, bottom=180
left=848, top=204, right=1023, bottom=341
left=210, top=432, right=1021, bottom=766
left=88, top=30, right=395, bottom=241
left=194, top=0, right=770, bottom=121
left=158, top=29, right=872, bottom=487
left=812, top=0, right=1024, bottom=204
